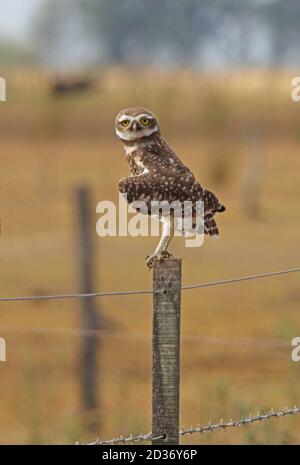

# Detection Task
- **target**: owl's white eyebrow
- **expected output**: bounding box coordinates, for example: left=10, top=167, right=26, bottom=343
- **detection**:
left=138, top=114, right=154, bottom=120
left=118, top=115, right=133, bottom=123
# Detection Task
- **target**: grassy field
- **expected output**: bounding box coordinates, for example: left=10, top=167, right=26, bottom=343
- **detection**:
left=0, top=68, right=300, bottom=444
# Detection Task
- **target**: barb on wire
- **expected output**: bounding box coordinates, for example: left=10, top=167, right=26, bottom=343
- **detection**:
left=86, top=406, right=300, bottom=445
left=0, top=267, right=299, bottom=303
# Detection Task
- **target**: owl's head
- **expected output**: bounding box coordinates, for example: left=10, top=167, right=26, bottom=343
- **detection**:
left=115, top=107, right=159, bottom=142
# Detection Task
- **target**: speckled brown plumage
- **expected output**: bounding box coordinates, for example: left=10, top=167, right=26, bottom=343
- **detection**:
left=116, top=107, right=225, bottom=237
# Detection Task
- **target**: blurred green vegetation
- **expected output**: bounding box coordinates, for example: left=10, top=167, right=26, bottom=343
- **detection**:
left=0, top=37, right=37, bottom=66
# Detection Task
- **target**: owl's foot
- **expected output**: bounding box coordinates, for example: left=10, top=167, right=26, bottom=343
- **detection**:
left=145, top=251, right=173, bottom=269
left=161, top=250, right=173, bottom=259
left=145, top=255, right=157, bottom=269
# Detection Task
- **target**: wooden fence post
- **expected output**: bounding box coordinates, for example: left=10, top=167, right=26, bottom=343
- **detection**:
left=76, top=186, right=101, bottom=433
left=152, top=258, right=182, bottom=445
left=242, top=122, right=265, bottom=218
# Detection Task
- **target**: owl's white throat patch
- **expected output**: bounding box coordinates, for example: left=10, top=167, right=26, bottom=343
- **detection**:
left=124, top=144, right=138, bottom=157
left=135, top=158, right=149, bottom=175
left=116, top=126, right=158, bottom=142
left=124, top=143, right=150, bottom=164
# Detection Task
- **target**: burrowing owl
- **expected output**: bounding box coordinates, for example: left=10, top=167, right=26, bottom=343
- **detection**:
left=115, top=107, right=226, bottom=268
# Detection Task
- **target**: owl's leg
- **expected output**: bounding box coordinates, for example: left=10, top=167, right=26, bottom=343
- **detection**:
left=146, top=217, right=174, bottom=268
left=161, top=219, right=174, bottom=258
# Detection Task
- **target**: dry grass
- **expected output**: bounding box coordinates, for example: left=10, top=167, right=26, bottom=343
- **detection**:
left=0, top=68, right=300, bottom=444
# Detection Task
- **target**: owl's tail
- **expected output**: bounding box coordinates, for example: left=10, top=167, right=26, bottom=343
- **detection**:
left=204, top=203, right=226, bottom=237
left=204, top=215, right=218, bottom=236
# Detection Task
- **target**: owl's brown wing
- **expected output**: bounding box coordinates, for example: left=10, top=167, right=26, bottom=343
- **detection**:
left=145, top=140, right=225, bottom=212
left=118, top=171, right=225, bottom=211
left=118, top=149, right=195, bottom=204
left=118, top=170, right=189, bottom=205
left=119, top=151, right=225, bottom=235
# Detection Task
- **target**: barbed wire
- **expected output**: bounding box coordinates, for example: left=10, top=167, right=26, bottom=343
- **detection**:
left=0, top=267, right=299, bottom=303
left=87, top=432, right=166, bottom=445
left=179, top=406, right=300, bottom=437
left=0, top=325, right=290, bottom=349
left=87, top=406, right=300, bottom=445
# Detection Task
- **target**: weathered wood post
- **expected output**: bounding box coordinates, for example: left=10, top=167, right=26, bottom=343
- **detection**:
left=76, top=186, right=101, bottom=433
left=152, top=258, right=182, bottom=445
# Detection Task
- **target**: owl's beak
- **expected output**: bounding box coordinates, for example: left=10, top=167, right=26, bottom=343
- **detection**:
left=132, top=122, right=138, bottom=131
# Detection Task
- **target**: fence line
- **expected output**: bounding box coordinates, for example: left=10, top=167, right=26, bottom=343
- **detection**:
left=0, top=266, right=299, bottom=303
left=0, top=325, right=290, bottom=349
left=87, top=406, right=300, bottom=445
left=1, top=265, right=299, bottom=444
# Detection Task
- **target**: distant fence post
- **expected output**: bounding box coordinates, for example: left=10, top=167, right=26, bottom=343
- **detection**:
left=76, top=186, right=101, bottom=433
left=242, top=122, right=265, bottom=218
left=152, top=258, right=182, bottom=445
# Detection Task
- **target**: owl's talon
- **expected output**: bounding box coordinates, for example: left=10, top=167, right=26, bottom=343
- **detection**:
left=145, top=252, right=173, bottom=268
left=161, top=251, right=173, bottom=258
left=145, top=255, right=156, bottom=269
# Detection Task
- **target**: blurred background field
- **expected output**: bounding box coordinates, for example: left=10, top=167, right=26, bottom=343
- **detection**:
left=1, top=0, right=300, bottom=445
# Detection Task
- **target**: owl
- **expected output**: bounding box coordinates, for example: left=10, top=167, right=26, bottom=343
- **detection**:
left=115, top=107, right=226, bottom=268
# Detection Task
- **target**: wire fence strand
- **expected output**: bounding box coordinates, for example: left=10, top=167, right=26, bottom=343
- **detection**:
left=87, top=406, right=300, bottom=445
left=181, top=267, right=300, bottom=291
left=0, top=288, right=157, bottom=303
left=0, top=267, right=299, bottom=303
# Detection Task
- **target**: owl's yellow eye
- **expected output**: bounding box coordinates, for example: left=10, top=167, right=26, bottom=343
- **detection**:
left=141, top=117, right=150, bottom=126
left=120, top=119, right=130, bottom=127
